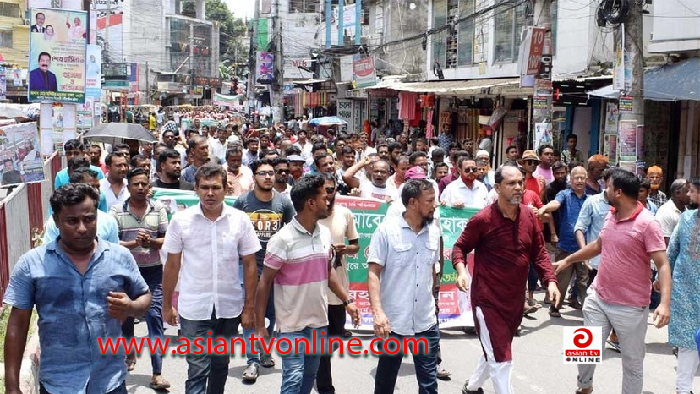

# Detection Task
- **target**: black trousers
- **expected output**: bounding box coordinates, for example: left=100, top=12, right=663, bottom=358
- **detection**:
left=315, top=304, right=347, bottom=394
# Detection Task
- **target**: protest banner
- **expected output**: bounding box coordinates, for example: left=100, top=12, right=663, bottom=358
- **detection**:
left=152, top=189, right=478, bottom=330
left=0, top=123, right=45, bottom=186
left=28, top=8, right=87, bottom=104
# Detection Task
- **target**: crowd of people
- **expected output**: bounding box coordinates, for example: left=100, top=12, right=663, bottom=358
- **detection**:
left=2, top=112, right=699, bottom=394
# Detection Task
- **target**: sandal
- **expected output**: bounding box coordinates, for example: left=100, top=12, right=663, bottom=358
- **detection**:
left=260, top=354, right=276, bottom=368
left=241, top=363, right=260, bottom=383
left=549, top=309, right=562, bottom=318
left=575, top=387, right=593, bottom=394
left=436, top=364, right=451, bottom=380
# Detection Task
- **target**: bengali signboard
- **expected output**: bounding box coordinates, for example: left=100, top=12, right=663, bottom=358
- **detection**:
left=353, top=55, right=377, bottom=89
left=28, top=8, right=87, bottom=103
left=0, top=123, right=45, bottom=186
left=151, top=190, right=477, bottom=330
left=85, top=44, right=101, bottom=99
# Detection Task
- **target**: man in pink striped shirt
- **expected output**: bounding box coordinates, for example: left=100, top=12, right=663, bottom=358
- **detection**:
left=255, top=175, right=360, bottom=394
left=554, top=168, right=671, bottom=394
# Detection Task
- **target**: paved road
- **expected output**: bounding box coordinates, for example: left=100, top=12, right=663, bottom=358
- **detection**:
left=126, top=294, right=690, bottom=394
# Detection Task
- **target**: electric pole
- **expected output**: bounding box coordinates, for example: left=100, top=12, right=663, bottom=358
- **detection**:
left=247, top=0, right=260, bottom=115
left=270, top=0, right=284, bottom=123
left=532, top=0, right=553, bottom=150
left=618, top=0, right=644, bottom=167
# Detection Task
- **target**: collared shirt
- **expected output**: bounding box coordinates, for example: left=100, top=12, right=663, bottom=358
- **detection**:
left=656, top=200, right=682, bottom=238
left=648, top=189, right=668, bottom=207
left=54, top=165, right=105, bottom=189
left=555, top=188, right=589, bottom=253
left=242, top=150, right=259, bottom=166
left=3, top=239, right=149, bottom=394
left=227, top=166, right=254, bottom=197
left=162, top=204, right=261, bottom=320
left=439, top=178, right=488, bottom=208
left=319, top=206, right=359, bottom=305
left=43, top=210, right=119, bottom=245
left=209, top=138, right=228, bottom=162
left=574, top=193, right=610, bottom=269
left=264, top=218, right=333, bottom=333
left=594, top=203, right=666, bottom=307
left=99, top=178, right=130, bottom=210
left=110, top=199, right=168, bottom=267
left=561, top=149, right=583, bottom=165
left=367, top=215, right=439, bottom=336
left=534, top=165, right=554, bottom=185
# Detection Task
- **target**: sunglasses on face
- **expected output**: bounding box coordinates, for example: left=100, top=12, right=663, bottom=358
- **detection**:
left=524, top=160, right=537, bottom=165
left=463, top=167, right=477, bottom=173
left=256, top=170, right=275, bottom=177
left=325, top=186, right=337, bottom=194
left=275, top=168, right=289, bottom=174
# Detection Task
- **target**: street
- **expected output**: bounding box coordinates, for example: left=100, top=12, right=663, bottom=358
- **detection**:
left=125, top=293, right=688, bottom=394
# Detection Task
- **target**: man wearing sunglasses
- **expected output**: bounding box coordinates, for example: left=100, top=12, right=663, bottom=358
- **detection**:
left=233, top=158, right=296, bottom=383
left=272, top=157, right=292, bottom=197
left=518, top=150, right=546, bottom=201
left=439, top=157, right=488, bottom=209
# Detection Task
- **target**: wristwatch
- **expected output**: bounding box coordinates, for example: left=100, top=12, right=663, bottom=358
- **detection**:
left=342, top=298, right=355, bottom=306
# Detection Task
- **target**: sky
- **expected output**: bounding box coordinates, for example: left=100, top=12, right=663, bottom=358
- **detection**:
left=224, top=0, right=255, bottom=19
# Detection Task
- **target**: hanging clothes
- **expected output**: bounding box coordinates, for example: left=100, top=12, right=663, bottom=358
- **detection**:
left=398, top=92, right=419, bottom=120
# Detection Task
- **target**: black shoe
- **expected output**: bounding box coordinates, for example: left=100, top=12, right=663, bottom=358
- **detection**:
left=462, top=380, right=484, bottom=394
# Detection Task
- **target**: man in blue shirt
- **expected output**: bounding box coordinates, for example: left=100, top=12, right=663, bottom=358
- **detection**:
left=54, top=139, right=105, bottom=189
left=539, top=166, right=590, bottom=317
left=3, top=183, right=151, bottom=394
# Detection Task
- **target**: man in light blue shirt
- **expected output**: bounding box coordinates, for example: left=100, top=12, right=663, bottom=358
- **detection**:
left=44, top=168, right=118, bottom=244
left=3, top=183, right=150, bottom=394
left=574, top=188, right=610, bottom=280
left=368, top=178, right=440, bottom=394
left=54, top=139, right=105, bottom=189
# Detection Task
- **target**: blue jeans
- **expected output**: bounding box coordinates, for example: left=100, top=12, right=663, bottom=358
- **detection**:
left=180, top=308, right=240, bottom=394
left=278, top=326, right=327, bottom=394
left=240, top=263, right=276, bottom=365
left=121, top=265, right=164, bottom=374
left=41, top=381, right=127, bottom=394
left=374, top=324, right=440, bottom=394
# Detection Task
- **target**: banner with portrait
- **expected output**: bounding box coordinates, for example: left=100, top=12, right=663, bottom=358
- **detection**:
left=0, top=123, right=45, bottom=186
left=151, top=190, right=478, bottom=330
left=28, top=8, right=87, bottom=104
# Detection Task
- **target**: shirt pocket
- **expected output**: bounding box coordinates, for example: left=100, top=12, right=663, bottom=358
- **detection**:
left=389, top=242, right=414, bottom=267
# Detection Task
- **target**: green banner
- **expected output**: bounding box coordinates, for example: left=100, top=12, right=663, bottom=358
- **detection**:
left=153, top=190, right=479, bottom=329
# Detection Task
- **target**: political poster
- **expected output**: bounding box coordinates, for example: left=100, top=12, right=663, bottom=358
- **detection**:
left=28, top=8, right=87, bottom=104
left=85, top=44, right=101, bottom=99
left=256, top=52, right=274, bottom=84
left=0, top=123, right=45, bottom=186
left=151, top=190, right=478, bottom=330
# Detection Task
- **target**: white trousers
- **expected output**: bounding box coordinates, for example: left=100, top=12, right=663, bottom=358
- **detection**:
left=676, top=347, right=700, bottom=394
left=466, top=307, right=514, bottom=394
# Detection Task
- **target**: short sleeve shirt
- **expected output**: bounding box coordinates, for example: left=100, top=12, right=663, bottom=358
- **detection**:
left=319, top=205, right=359, bottom=305
left=555, top=188, right=588, bottom=253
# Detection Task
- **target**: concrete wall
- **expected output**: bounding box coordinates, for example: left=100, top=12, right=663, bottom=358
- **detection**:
left=650, top=0, right=700, bottom=44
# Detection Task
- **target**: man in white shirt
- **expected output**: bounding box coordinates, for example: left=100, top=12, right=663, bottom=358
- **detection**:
left=656, top=179, right=689, bottom=244
left=100, top=152, right=130, bottom=209
left=162, top=164, right=261, bottom=394
left=440, top=158, right=488, bottom=209
left=342, top=157, right=395, bottom=202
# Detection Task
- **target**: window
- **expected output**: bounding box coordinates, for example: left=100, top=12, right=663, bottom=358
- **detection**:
left=289, top=0, right=317, bottom=14
left=431, top=0, right=447, bottom=68
left=0, top=29, right=12, bottom=48
left=433, top=0, right=477, bottom=68
left=0, top=2, right=19, bottom=18
left=494, top=0, right=530, bottom=63
left=457, top=0, right=474, bottom=66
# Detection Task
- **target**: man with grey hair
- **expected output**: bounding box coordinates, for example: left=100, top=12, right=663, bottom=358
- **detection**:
left=655, top=178, right=690, bottom=245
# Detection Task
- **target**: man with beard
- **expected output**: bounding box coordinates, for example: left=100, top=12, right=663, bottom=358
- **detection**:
left=647, top=166, right=668, bottom=207
left=287, top=154, right=306, bottom=182
left=539, top=166, right=590, bottom=315
left=453, top=165, right=560, bottom=394
left=243, top=138, right=260, bottom=166
left=342, top=157, right=395, bottom=202
left=316, top=174, right=360, bottom=394
left=368, top=179, right=441, bottom=393
left=254, top=175, right=360, bottom=394
left=225, top=147, right=254, bottom=197
left=182, top=136, right=214, bottom=184
left=100, top=152, right=130, bottom=210
left=233, top=159, right=295, bottom=383
left=152, top=149, right=194, bottom=190
left=554, top=168, right=670, bottom=394
left=440, top=158, right=488, bottom=209
left=585, top=155, right=608, bottom=195
left=272, top=157, right=292, bottom=197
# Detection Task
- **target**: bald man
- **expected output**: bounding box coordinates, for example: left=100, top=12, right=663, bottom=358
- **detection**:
left=539, top=166, right=590, bottom=317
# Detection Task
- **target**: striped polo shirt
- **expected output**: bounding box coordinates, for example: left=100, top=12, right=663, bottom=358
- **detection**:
left=264, top=218, right=332, bottom=333
left=110, top=199, right=168, bottom=267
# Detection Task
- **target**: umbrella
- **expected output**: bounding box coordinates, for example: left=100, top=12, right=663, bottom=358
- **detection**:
left=82, top=123, right=157, bottom=144
left=308, top=116, right=347, bottom=126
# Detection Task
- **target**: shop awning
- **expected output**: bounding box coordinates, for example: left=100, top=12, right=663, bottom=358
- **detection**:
left=587, top=57, right=700, bottom=101
left=365, top=78, right=520, bottom=95
left=291, top=78, right=328, bottom=85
